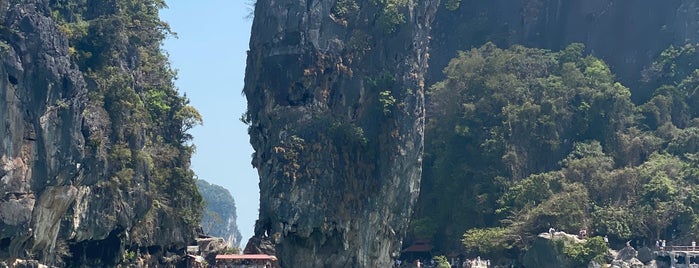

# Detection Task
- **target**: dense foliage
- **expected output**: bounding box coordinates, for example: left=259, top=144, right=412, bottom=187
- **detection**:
left=561, top=236, right=607, bottom=267
left=49, top=0, right=203, bottom=259
left=196, top=179, right=243, bottom=248
left=412, top=42, right=699, bottom=264
left=433, top=255, right=452, bottom=268
left=332, top=0, right=409, bottom=33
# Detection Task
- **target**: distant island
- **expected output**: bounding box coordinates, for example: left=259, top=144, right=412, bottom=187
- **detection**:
left=196, top=179, right=243, bottom=248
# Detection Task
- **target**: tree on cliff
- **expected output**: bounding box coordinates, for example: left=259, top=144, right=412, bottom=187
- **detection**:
left=415, top=43, right=633, bottom=249
left=413, top=42, right=699, bottom=265
left=0, top=0, right=208, bottom=266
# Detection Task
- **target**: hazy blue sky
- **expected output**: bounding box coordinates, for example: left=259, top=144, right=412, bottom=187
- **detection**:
left=160, top=1, right=257, bottom=245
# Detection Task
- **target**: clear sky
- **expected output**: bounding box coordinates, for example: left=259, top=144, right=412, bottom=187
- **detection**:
left=160, top=1, right=257, bottom=245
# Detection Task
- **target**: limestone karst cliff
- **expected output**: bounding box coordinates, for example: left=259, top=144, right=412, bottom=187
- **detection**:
left=244, top=0, right=699, bottom=266
left=428, top=0, right=699, bottom=101
left=243, top=0, right=439, bottom=266
left=0, top=1, right=202, bottom=266
left=413, top=0, right=699, bottom=253
left=196, top=179, right=243, bottom=248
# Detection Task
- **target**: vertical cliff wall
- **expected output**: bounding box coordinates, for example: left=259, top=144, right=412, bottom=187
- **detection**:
left=0, top=1, right=87, bottom=264
left=244, top=0, right=439, bottom=266
left=429, top=0, right=699, bottom=102
left=0, top=1, right=203, bottom=266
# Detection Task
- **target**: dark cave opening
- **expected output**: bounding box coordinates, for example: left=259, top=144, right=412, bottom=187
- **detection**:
left=148, top=245, right=162, bottom=255
left=0, top=237, right=10, bottom=250
left=67, top=228, right=123, bottom=266
left=7, top=74, right=17, bottom=85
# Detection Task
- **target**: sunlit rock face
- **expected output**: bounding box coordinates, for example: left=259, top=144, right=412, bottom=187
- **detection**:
left=243, top=0, right=439, bottom=266
left=0, top=1, right=89, bottom=264
left=428, top=0, right=699, bottom=101
left=0, top=1, right=201, bottom=266
left=244, top=0, right=699, bottom=266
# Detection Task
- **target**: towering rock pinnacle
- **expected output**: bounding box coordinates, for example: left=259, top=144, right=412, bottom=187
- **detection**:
left=244, top=0, right=439, bottom=266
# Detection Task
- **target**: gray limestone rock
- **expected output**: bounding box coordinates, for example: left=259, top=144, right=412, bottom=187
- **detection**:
left=0, top=0, right=88, bottom=264
left=522, top=234, right=572, bottom=268
left=428, top=0, right=699, bottom=101
left=610, top=258, right=645, bottom=268
left=637, top=246, right=653, bottom=263
left=617, top=246, right=639, bottom=261
left=244, top=236, right=275, bottom=256
left=0, top=1, right=201, bottom=266
left=589, top=261, right=602, bottom=268
left=243, top=0, right=440, bottom=266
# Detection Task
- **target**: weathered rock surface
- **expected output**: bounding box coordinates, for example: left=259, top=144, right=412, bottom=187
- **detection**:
left=0, top=1, right=89, bottom=265
left=2, top=259, right=48, bottom=268
left=244, top=236, right=275, bottom=256
left=637, top=247, right=653, bottom=263
left=197, top=237, right=228, bottom=254
left=244, top=0, right=699, bottom=266
left=617, top=246, right=639, bottom=261
left=522, top=232, right=575, bottom=268
left=428, top=0, right=699, bottom=101
left=0, top=0, right=202, bottom=266
left=610, top=258, right=645, bottom=268
left=196, top=236, right=229, bottom=264
left=610, top=247, right=659, bottom=268
left=244, top=0, right=439, bottom=266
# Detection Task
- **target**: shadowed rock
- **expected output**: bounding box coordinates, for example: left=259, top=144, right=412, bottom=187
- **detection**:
left=243, top=0, right=440, bottom=266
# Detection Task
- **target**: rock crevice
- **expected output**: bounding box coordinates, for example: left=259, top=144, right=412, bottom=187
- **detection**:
left=244, top=0, right=440, bottom=266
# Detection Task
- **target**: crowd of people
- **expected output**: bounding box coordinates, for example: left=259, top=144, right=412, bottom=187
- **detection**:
left=462, top=256, right=490, bottom=268
left=393, top=256, right=491, bottom=267
left=393, top=258, right=436, bottom=267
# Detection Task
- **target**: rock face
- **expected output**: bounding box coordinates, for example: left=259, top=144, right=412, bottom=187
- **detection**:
left=0, top=1, right=202, bottom=266
left=522, top=233, right=575, bottom=268
left=196, top=236, right=229, bottom=265
left=0, top=1, right=90, bottom=264
left=428, top=0, right=699, bottom=101
left=196, top=179, right=243, bottom=248
left=244, top=0, right=439, bottom=266
left=244, top=0, right=699, bottom=266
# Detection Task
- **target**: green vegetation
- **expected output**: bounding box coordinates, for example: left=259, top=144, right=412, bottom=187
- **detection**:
left=461, top=227, right=510, bottom=257
left=366, top=72, right=399, bottom=116
left=433, top=255, right=452, bottom=268
left=124, top=250, right=136, bottom=261
left=379, top=90, right=396, bottom=115
left=370, top=0, right=409, bottom=33
left=411, top=42, right=699, bottom=265
left=410, top=217, right=438, bottom=240
left=366, top=72, right=395, bottom=91
left=221, top=246, right=240, bottom=254
left=49, top=0, right=204, bottom=261
left=348, top=30, right=372, bottom=59
left=333, top=0, right=359, bottom=19
left=562, top=236, right=608, bottom=266
left=329, top=121, right=368, bottom=147
left=444, top=0, right=461, bottom=11
left=196, top=179, right=242, bottom=247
